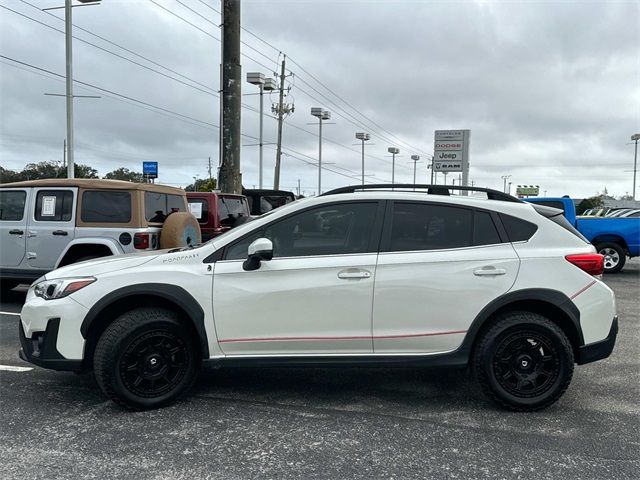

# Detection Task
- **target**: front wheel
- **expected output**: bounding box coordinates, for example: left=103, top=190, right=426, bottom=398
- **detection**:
left=596, top=242, right=626, bottom=274
left=94, top=308, right=200, bottom=410
left=473, top=312, right=574, bottom=411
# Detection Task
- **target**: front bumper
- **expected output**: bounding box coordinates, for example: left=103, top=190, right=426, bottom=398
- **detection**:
left=576, top=316, right=618, bottom=365
left=18, top=318, right=83, bottom=371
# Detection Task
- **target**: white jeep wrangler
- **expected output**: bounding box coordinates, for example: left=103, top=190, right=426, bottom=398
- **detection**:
left=1, top=178, right=198, bottom=292
left=17, top=185, right=617, bottom=411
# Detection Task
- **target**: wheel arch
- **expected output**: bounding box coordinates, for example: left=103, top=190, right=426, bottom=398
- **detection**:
left=591, top=235, right=628, bottom=252
left=80, top=284, right=209, bottom=369
left=460, top=289, right=583, bottom=363
left=57, top=239, right=122, bottom=267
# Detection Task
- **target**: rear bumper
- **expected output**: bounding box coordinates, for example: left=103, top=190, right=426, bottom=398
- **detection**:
left=576, top=316, right=618, bottom=365
left=18, top=318, right=82, bottom=372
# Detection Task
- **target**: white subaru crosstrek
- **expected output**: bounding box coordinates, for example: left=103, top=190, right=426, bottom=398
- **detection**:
left=18, top=185, right=617, bottom=411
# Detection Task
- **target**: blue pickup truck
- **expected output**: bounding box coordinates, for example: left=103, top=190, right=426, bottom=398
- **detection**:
left=526, top=197, right=640, bottom=273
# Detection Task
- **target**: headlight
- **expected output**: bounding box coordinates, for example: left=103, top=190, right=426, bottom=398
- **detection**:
left=33, top=277, right=96, bottom=300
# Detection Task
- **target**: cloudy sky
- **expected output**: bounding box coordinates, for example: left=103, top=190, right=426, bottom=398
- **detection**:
left=1, top=0, right=638, bottom=197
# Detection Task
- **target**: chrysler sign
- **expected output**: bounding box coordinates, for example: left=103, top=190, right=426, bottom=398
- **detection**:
left=433, top=129, right=470, bottom=174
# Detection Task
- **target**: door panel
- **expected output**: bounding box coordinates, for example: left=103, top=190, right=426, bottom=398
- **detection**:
left=0, top=189, right=30, bottom=267
left=213, top=254, right=377, bottom=355
left=26, top=188, right=76, bottom=269
left=373, top=244, right=519, bottom=353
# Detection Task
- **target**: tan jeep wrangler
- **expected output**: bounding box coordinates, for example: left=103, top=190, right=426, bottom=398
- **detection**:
left=0, top=179, right=200, bottom=292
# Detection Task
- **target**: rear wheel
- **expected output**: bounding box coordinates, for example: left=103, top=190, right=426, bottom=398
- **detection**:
left=596, top=242, right=626, bottom=273
left=94, top=308, right=200, bottom=410
left=473, top=312, right=574, bottom=411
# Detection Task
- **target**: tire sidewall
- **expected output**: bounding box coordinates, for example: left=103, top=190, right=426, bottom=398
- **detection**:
left=477, top=318, right=573, bottom=410
left=105, top=318, right=199, bottom=409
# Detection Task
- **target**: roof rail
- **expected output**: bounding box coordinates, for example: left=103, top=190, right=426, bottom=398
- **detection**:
left=320, top=184, right=522, bottom=203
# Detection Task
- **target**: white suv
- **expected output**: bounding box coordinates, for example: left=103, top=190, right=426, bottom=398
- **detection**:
left=18, top=185, right=618, bottom=411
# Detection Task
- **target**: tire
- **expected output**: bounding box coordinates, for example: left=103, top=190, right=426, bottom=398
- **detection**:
left=93, top=307, right=200, bottom=410
left=160, top=212, right=202, bottom=249
left=473, top=312, right=574, bottom=411
left=595, top=242, right=626, bottom=274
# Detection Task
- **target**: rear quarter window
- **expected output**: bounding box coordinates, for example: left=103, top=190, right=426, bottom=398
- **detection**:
left=499, top=213, right=538, bottom=242
left=81, top=191, right=131, bottom=223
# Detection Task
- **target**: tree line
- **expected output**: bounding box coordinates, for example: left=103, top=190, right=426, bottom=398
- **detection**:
left=0, top=161, right=215, bottom=191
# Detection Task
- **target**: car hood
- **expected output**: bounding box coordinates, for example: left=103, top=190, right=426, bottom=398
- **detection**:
left=46, top=250, right=164, bottom=280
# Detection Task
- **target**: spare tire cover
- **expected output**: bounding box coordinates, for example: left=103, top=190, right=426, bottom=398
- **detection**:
left=160, top=212, right=202, bottom=249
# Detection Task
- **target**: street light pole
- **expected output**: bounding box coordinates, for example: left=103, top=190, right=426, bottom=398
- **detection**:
left=247, top=74, right=276, bottom=189
left=410, top=155, right=420, bottom=185
left=632, top=133, right=640, bottom=200
left=64, top=0, right=74, bottom=178
left=388, top=147, right=400, bottom=183
left=311, top=108, right=331, bottom=195
left=356, top=132, right=370, bottom=185
left=501, top=174, right=512, bottom=193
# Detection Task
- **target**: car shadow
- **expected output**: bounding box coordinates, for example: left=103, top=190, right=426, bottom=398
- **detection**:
left=191, top=363, right=484, bottom=411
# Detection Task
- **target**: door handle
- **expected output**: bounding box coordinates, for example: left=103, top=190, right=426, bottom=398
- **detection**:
left=338, top=269, right=372, bottom=280
left=52, top=230, right=68, bottom=236
left=474, top=267, right=507, bottom=276
left=9, top=229, right=24, bottom=235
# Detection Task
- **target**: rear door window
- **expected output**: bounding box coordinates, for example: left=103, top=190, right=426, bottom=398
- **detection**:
left=81, top=191, right=131, bottom=223
left=473, top=211, right=502, bottom=246
left=388, top=203, right=473, bottom=252
left=34, top=190, right=73, bottom=222
left=0, top=190, right=27, bottom=221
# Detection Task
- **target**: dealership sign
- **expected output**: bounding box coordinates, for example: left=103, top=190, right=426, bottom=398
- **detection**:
left=433, top=130, right=470, bottom=174
left=516, top=185, right=540, bottom=196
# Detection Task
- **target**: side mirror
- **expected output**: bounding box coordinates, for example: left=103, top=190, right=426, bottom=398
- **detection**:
left=242, top=238, right=273, bottom=271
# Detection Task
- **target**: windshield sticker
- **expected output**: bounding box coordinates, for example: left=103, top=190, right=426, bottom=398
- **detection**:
left=41, top=196, right=56, bottom=216
left=188, top=202, right=203, bottom=219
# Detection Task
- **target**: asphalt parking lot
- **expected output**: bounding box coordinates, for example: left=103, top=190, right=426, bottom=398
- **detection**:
left=1, top=262, right=638, bottom=479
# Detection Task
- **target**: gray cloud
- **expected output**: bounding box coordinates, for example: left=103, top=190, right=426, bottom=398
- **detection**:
left=1, top=0, right=638, bottom=197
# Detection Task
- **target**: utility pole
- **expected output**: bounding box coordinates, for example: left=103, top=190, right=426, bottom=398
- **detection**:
left=274, top=56, right=287, bottom=190
left=297, top=178, right=301, bottom=197
left=208, top=156, right=212, bottom=183
left=63, top=139, right=66, bottom=170
left=218, top=0, right=242, bottom=194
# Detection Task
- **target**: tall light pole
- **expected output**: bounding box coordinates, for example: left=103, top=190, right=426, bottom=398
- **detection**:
left=632, top=133, right=640, bottom=200
left=311, top=108, right=331, bottom=194
left=501, top=175, right=511, bottom=193
left=410, top=155, right=420, bottom=185
left=388, top=147, right=400, bottom=183
left=356, top=132, right=370, bottom=185
left=247, top=73, right=276, bottom=189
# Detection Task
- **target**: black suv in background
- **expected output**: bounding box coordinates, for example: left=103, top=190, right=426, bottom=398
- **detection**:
left=242, top=188, right=296, bottom=215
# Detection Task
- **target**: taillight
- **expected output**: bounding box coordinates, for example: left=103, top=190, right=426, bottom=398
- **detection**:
left=134, top=232, right=150, bottom=250
left=565, top=253, right=604, bottom=276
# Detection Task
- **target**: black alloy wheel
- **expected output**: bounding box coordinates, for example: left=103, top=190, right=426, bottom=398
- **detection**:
left=492, top=331, right=560, bottom=398
left=120, top=330, right=190, bottom=399
left=94, top=308, right=200, bottom=410
left=473, top=312, right=574, bottom=411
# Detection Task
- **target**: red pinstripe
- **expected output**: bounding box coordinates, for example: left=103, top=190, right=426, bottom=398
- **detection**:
left=570, top=280, right=597, bottom=299
left=218, top=329, right=468, bottom=344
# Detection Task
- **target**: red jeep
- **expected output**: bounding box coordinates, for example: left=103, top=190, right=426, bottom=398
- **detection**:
left=186, top=192, right=251, bottom=241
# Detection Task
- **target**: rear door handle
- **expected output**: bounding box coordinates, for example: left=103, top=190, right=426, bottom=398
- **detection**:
left=338, top=269, right=372, bottom=280
left=52, top=230, right=68, bottom=236
left=474, top=267, right=507, bottom=276
left=9, top=229, right=24, bottom=235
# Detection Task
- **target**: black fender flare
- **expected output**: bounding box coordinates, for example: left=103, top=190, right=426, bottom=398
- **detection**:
left=456, top=288, right=583, bottom=360
left=80, top=283, right=209, bottom=358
